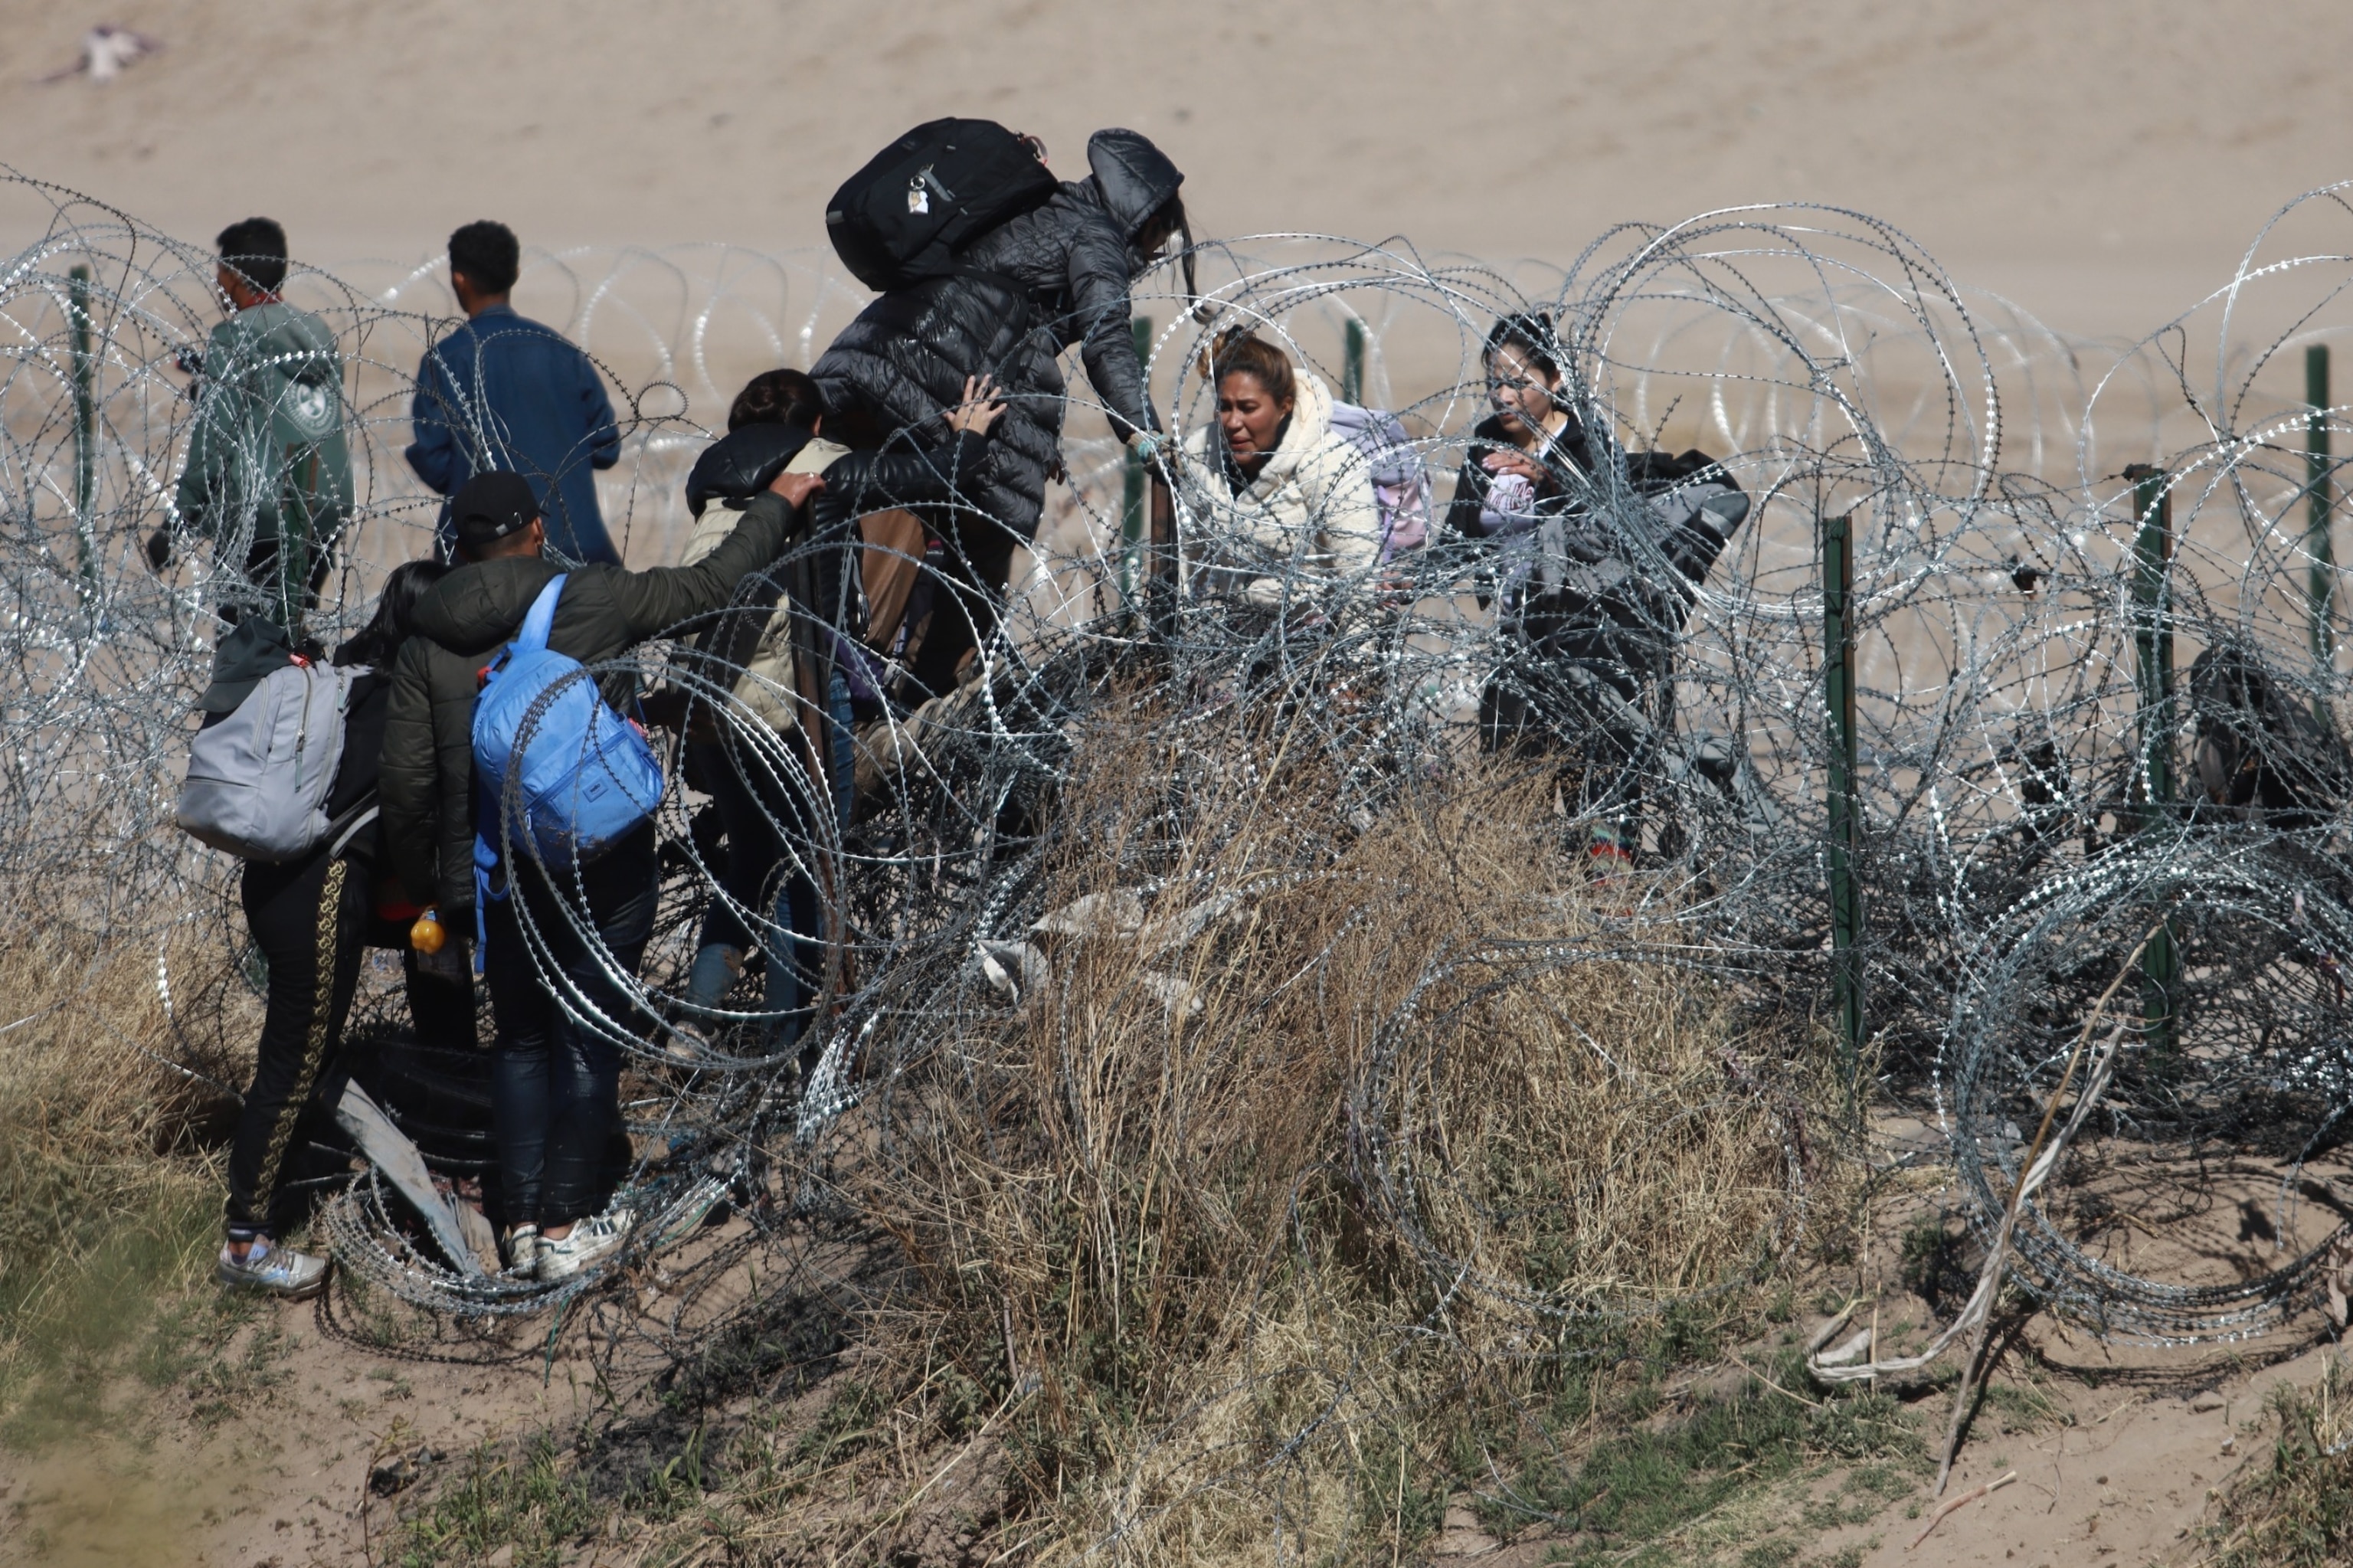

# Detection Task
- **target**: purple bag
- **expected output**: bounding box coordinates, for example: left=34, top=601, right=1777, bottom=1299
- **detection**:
left=1328, top=401, right=1432, bottom=561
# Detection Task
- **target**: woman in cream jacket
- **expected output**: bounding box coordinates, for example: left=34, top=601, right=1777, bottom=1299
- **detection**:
left=1174, top=331, right=1383, bottom=608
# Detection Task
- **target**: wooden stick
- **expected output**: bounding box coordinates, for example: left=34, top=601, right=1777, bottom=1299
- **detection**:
left=1933, top=924, right=2162, bottom=1494
left=1727, top=1350, right=1822, bottom=1409
left=1909, top=1469, right=2017, bottom=1550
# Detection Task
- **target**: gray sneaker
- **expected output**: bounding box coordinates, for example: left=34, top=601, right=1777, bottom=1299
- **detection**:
left=536, top=1206, right=636, bottom=1282
left=216, top=1240, right=329, bottom=1300
left=504, top=1223, right=542, bottom=1276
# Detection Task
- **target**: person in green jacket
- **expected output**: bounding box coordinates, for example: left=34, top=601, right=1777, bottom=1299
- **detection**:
left=155, top=218, right=354, bottom=681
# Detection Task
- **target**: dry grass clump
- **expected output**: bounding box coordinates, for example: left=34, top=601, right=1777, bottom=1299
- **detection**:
left=2200, top=1361, right=2353, bottom=1566
left=0, top=923, right=247, bottom=1438
left=766, top=698, right=1849, bottom=1562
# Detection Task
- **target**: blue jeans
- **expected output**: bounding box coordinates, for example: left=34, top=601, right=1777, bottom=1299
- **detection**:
left=482, top=822, right=656, bottom=1228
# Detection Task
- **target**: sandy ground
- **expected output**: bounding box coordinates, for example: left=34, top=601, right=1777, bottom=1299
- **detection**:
left=4, top=0, right=2353, bottom=345
left=0, top=1295, right=586, bottom=1566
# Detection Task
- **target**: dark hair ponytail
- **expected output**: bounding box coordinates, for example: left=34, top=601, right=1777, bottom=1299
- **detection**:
left=1199, top=329, right=1295, bottom=407
left=727, top=368, right=825, bottom=433
left=335, top=558, right=453, bottom=669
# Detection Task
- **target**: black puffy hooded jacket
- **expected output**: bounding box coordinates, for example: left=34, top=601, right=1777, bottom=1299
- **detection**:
left=810, top=129, right=1184, bottom=543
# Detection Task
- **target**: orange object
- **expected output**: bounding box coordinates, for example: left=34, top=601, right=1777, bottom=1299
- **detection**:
left=410, top=908, right=446, bottom=954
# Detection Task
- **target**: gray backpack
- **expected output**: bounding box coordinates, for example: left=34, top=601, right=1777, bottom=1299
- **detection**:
left=177, top=660, right=358, bottom=861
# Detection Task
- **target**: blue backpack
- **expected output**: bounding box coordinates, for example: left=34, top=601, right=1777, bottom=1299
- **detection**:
left=470, top=576, right=664, bottom=938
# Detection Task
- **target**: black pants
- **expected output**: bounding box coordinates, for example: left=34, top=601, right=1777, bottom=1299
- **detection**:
left=227, top=851, right=371, bottom=1239
left=481, top=823, right=658, bottom=1229
left=1480, top=607, right=1673, bottom=856
left=904, top=511, right=1019, bottom=704
left=365, top=908, right=481, bottom=1052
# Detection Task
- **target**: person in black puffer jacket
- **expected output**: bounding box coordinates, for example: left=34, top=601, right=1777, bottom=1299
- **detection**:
left=811, top=129, right=1189, bottom=697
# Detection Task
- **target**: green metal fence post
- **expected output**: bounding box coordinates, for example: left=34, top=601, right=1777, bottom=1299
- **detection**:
left=1121, top=315, right=1154, bottom=618
left=1821, top=509, right=1864, bottom=1108
left=68, top=264, right=97, bottom=590
left=1342, top=317, right=1366, bottom=407
left=2309, top=344, right=2335, bottom=674
left=2125, top=462, right=2180, bottom=1067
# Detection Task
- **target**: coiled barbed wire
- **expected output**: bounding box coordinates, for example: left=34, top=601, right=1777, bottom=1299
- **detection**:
left=8, top=168, right=2353, bottom=1384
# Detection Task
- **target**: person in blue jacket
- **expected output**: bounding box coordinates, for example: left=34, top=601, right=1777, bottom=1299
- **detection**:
left=406, top=221, right=623, bottom=565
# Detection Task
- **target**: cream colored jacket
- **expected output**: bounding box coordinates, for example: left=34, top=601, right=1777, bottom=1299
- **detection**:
left=1175, top=369, right=1382, bottom=607
left=679, top=436, right=849, bottom=733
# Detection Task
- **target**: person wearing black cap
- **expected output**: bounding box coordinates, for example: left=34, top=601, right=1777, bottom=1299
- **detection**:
left=379, top=464, right=821, bottom=1279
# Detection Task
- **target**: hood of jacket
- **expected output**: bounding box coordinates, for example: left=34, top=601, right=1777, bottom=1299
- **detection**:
left=1190, top=368, right=1337, bottom=499
left=685, top=422, right=817, bottom=517
left=411, top=555, right=565, bottom=659
left=1085, top=129, right=1183, bottom=241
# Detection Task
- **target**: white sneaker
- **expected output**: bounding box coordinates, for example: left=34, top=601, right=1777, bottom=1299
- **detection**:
left=536, top=1206, right=636, bottom=1282
left=217, top=1239, right=329, bottom=1300
left=504, top=1223, right=542, bottom=1276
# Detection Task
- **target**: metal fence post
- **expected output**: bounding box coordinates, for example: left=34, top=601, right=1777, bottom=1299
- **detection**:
left=1821, top=509, right=1864, bottom=1107
left=68, top=264, right=97, bottom=589
left=1121, top=316, right=1153, bottom=617
left=1342, top=317, right=1366, bottom=407
left=2310, top=344, right=2335, bottom=673
left=2125, top=463, right=2180, bottom=1066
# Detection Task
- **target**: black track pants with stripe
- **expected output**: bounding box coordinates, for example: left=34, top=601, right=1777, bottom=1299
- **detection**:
left=227, top=849, right=371, bottom=1238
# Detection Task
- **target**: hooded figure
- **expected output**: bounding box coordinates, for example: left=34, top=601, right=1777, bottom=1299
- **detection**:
left=810, top=128, right=1187, bottom=545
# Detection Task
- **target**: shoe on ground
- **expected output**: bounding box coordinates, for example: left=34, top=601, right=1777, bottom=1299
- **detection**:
left=216, top=1239, right=329, bottom=1300
left=664, top=1019, right=717, bottom=1066
left=505, top=1223, right=542, bottom=1276
left=536, top=1206, right=637, bottom=1282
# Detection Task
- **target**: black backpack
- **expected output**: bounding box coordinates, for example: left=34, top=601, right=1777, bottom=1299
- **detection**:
left=826, top=119, right=1059, bottom=293
left=1625, top=448, right=1750, bottom=591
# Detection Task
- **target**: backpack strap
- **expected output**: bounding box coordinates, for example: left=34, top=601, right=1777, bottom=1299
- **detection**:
left=515, top=574, right=567, bottom=655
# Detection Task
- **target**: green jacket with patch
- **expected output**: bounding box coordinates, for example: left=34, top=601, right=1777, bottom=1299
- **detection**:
left=173, top=301, right=355, bottom=626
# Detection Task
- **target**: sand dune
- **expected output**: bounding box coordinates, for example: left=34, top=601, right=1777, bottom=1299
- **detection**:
left=4, top=0, right=2351, bottom=343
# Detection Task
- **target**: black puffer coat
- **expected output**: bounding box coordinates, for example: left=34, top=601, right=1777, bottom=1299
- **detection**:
left=810, top=129, right=1184, bottom=543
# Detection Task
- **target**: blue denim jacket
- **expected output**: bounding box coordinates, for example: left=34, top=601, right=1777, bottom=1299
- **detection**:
left=406, top=305, right=623, bottom=564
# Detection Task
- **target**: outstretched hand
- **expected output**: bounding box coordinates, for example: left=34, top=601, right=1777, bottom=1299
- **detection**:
left=944, top=375, right=1006, bottom=437
left=768, top=468, right=826, bottom=507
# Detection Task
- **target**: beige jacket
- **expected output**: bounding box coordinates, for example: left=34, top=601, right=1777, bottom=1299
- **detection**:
left=1175, top=369, right=1382, bottom=607
left=680, top=436, right=849, bottom=733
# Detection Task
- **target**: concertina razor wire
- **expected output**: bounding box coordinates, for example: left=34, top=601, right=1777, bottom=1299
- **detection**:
left=8, top=167, right=2353, bottom=1367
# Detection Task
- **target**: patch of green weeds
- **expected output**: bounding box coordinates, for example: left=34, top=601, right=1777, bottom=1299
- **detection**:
left=1896, top=1213, right=1972, bottom=1313
left=1978, top=1374, right=2064, bottom=1435
left=1502, top=1345, right=1921, bottom=1566
left=388, top=1431, right=603, bottom=1568
left=1353, top=1429, right=1448, bottom=1550
left=2207, top=1364, right=2353, bottom=1566
left=0, top=1179, right=232, bottom=1449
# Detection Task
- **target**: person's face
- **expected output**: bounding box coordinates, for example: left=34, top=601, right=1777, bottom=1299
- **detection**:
left=215, top=263, right=260, bottom=312
left=1487, top=345, right=1559, bottom=439
left=1218, top=372, right=1291, bottom=460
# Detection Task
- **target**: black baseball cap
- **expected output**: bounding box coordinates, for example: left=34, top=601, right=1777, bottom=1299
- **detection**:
left=452, top=471, right=542, bottom=552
